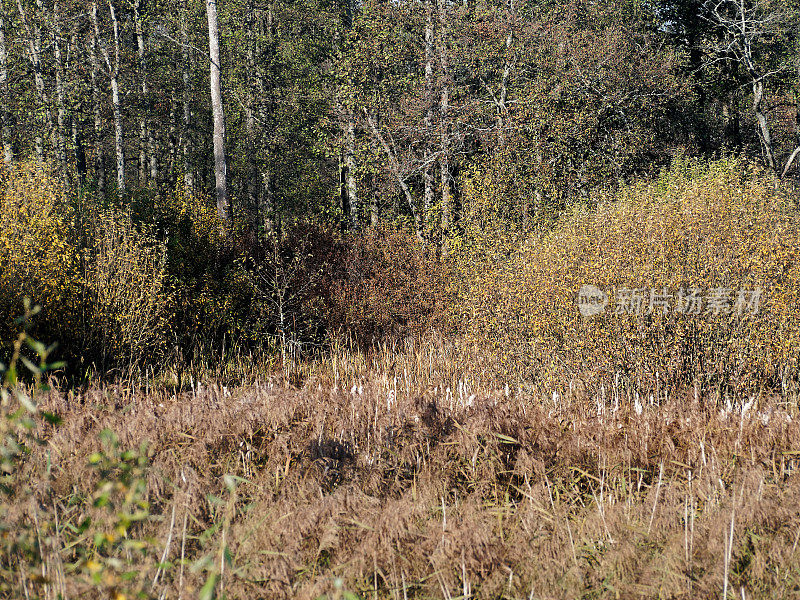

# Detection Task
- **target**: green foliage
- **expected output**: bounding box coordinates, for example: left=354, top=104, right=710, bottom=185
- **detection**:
left=0, top=303, right=158, bottom=600
left=68, top=429, right=155, bottom=599
left=0, top=299, right=61, bottom=496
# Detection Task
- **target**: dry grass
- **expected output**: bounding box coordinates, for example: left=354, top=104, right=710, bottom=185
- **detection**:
left=10, top=335, right=800, bottom=599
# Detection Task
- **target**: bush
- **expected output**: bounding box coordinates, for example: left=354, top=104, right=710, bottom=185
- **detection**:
left=145, top=184, right=256, bottom=362
left=0, top=162, right=168, bottom=372
left=83, top=209, right=168, bottom=370
left=327, top=226, right=450, bottom=345
left=0, top=162, right=79, bottom=347
left=455, top=156, right=800, bottom=395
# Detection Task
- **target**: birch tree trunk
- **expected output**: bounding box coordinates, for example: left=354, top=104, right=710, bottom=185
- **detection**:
left=93, top=1, right=125, bottom=193
left=181, top=15, right=194, bottom=194
left=206, top=0, right=229, bottom=222
left=88, top=18, right=105, bottom=195
left=422, top=0, right=435, bottom=234
left=52, top=1, right=68, bottom=173
left=168, top=93, right=177, bottom=179
left=256, top=1, right=275, bottom=237
left=437, top=0, right=450, bottom=251
left=134, top=0, right=157, bottom=185
left=345, top=114, right=358, bottom=231
left=0, top=0, right=12, bottom=164
left=708, top=0, right=784, bottom=176
left=109, top=1, right=124, bottom=193
left=69, top=33, right=87, bottom=184
left=752, top=77, right=776, bottom=172
left=496, top=29, right=513, bottom=147
left=244, top=7, right=260, bottom=229
left=17, top=0, right=51, bottom=160
left=135, top=0, right=147, bottom=185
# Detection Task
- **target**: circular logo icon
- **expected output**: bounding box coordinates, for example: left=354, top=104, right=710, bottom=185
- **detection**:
left=577, top=285, right=608, bottom=317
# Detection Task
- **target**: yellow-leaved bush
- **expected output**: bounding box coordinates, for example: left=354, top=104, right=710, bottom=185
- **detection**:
left=454, top=157, right=800, bottom=395
left=0, top=162, right=168, bottom=369
left=0, top=162, right=79, bottom=330
left=83, top=209, right=167, bottom=367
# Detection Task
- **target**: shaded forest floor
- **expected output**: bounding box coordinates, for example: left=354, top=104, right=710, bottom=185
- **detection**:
left=16, top=338, right=800, bottom=600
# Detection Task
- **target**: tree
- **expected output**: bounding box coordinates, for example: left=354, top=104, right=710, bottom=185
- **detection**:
left=91, top=0, right=125, bottom=194
left=206, top=0, right=229, bottom=221
left=704, top=0, right=800, bottom=177
left=88, top=3, right=106, bottom=195
left=16, top=0, right=52, bottom=160
left=134, top=0, right=157, bottom=186
left=0, top=0, right=12, bottom=164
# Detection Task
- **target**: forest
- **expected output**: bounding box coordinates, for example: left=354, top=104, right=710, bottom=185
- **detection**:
left=2, top=0, right=800, bottom=598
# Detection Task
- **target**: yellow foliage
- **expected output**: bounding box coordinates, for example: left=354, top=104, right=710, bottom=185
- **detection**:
left=0, top=162, right=168, bottom=367
left=0, top=162, right=78, bottom=324
left=454, top=157, right=800, bottom=394
left=84, top=209, right=167, bottom=366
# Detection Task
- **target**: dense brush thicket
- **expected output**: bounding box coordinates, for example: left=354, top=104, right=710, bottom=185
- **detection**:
left=2, top=157, right=800, bottom=396
left=0, top=161, right=446, bottom=377
left=457, top=157, right=800, bottom=395
left=3, top=157, right=800, bottom=600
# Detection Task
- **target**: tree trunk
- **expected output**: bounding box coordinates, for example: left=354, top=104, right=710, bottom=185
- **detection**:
left=108, top=1, right=125, bottom=193
left=422, top=0, right=435, bottom=232
left=258, top=3, right=277, bottom=237
left=339, top=148, right=347, bottom=230
left=364, top=109, right=423, bottom=241
left=134, top=0, right=157, bottom=186
left=206, top=0, right=229, bottom=222
left=135, top=0, right=147, bottom=185
left=0, top=0, right=12, bottom=164
left=260, top=168, right=274, bottom=237
left=110, top=63, right=125, bottom=194
left=93, top=1, right=125, bottom=193
left=89, top=19, right=105, bottom=195
left=181, top=15, right=194, bottom=194
left=752, top=79, right=776, bottom=172
left=52, top=2, right=68, bottom=174
left=438, top=0, right=450, bottom=252
left=245, top=9, right=261, bottom=230
left=369, top=172, right=378, bottom=226
left=17, top=0, right=51, bottom=160
left=168, top=92, right=177, bottom=182
left=496, top=29, right=513, bottom=147
left=345, top=113, right=358, bottom=231
left=149, top=126, right=158, bottom=183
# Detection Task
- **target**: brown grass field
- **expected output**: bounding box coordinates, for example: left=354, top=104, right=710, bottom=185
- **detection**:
left=7, top=336, right=800, bottom=600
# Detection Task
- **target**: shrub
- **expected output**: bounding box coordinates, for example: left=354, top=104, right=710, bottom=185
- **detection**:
left=0, top=162, right=169, bottom=372
left=455, top=156, right=800, bottom=395
left=243, top=221, right=344, bottom=356
left=327, top=226, right=450, bottom=346
left=0, top=162, right=79, bottom=347
left=83, top=209, right=168, bottom=370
